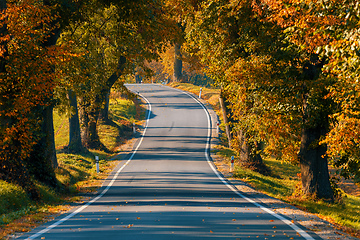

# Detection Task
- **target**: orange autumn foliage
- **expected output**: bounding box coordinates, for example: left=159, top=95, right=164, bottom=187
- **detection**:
left=0, top=0, right=71, bottom=195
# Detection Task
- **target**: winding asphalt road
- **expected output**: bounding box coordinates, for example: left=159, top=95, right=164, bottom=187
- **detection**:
left=19, top=84, right=322, bottom=240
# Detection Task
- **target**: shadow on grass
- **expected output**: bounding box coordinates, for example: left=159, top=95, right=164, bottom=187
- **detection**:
left=234, top=170, right=294, bottom=197
left=99, top=119, right=132, bottom=151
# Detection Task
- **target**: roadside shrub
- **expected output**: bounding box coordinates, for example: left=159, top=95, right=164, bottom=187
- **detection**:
left=0, top=180, right=31, bottom=215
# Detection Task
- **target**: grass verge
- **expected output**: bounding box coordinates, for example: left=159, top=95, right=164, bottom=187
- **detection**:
left=171, top=82, right=360, bottom=238
left=231, top=154, right=360, bottom=238
left=0, top=91, right=145, bottom=239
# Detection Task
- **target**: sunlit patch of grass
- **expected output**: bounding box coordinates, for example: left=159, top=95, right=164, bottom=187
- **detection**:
left=98, top=123, right=121, bottom=151
left=0, top=181, right=31, bottom=216
left=109, top=98, right=137, bottom=122
left=232, top=159, right=299, bottom=199
left=0, top=180, right=62, bottom=236
left=290, top=194, right=360, bottom=234
left=264, top=157, right=300, bottom=180
left=53, top=110, right=69, bottom=149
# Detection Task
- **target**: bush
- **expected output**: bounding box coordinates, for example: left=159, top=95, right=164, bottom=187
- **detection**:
left=0, top=180, right=31, bottom=215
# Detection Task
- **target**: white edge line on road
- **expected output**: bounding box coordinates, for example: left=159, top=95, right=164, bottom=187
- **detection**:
left=26, top=93, right=151, bottom=240
left=179, top=89, right=315, bottom=240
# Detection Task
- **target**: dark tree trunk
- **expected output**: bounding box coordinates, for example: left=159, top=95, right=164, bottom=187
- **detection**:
left=98, top=88, right=110, bottom=123
left=67, top=90, right=84, bottom=153
left=43, top=105, right=58, bottom=169
left=98, top=56, right=126, bottom=122
left=173, top=43, right=183, bottom=82
left=219, top=90, right=232, bottom=148
left=237, top=129, right=270, bottom=175
left=26, top=104, right=58, bottom=188
left=298, top=95, right=334, bottom=201
left=299, top=125, right=333, bottom=200
left=28, top=105, right=58, bottom=171
left=79, top=96, right=104, bottom=150
left=135, top=74, right=142, bottom=83
left=298, top=57, right=334, bottom=201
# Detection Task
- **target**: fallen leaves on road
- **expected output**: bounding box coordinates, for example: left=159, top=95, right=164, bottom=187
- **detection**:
left=124, top=224, right=133, bottom=228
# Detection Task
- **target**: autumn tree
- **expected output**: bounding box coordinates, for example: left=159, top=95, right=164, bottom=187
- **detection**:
left=185, top=0, right=358, bottom=201
left=59, top=0, right=178, bottom=150
left=21, top=0, right=86, bottom=189
left=319, top=1, right=360, bottom=183
left=186, top=0, right=273, bottom=174
left=253, top=0, right=352, bottom=201
left=162, top=0, right=196, bottom=82
left=0, top=0, right=73, bottom=196
left=0, top=0, right=40, bottom=197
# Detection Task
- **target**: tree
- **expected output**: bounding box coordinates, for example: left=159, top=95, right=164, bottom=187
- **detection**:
left=163, top=0, right=194, bottom=83
left=318, top=1, right=360, bottom=183
left=0, top=0, right=40, bottom=198
left=0, top=0, right=72, bottom=195
left=67, top=89, right=85, bottom=153
left=185, top=0, right=355, bottom=201
left=253, top=0, right=349, bottom=200
left=59, top=1, right=178, bottom=150
left=24, top=0, right=84, bottom=188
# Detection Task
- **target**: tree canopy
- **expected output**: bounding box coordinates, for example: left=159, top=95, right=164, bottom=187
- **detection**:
left=185, top=0, right=360, bottom=200
left=0, top=0, right=360, bottom=202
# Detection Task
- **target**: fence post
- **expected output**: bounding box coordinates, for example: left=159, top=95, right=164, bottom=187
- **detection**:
left=95, top=156, right=99, bottom=173
left=230, top=156, right=234, bottom=172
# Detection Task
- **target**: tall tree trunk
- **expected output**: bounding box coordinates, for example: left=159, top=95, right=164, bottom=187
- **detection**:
left=98, top=56, right=126, bottom=122
left=298, top=93, right=334, bottom=201
left=237, top=129, right=269, bottom=175
left=79, top=96, right=104, bottom=150
left=26, top=104, right=58, bottom=188
left=173, top=42, right=183, bottom=82
left=98, top=88, right=110, bottom=123
left=68, top=90, right=84, bottom=153
left=135, top=74, right=142, bottom=83
left=298, top=58, right=334, bottom=201
left=219, top=90, right=232, bottom=148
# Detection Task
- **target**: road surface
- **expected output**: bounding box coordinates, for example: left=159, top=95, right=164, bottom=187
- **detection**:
left=19, top=84, right=321, bottom=239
